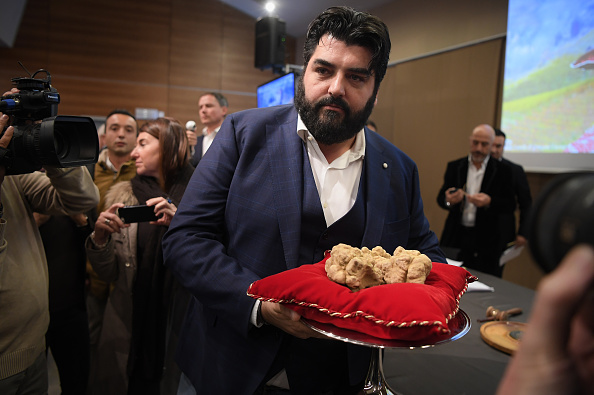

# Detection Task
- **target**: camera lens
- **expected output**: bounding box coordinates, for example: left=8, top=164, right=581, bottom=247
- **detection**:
left=38, top=115, right=98, bottom=167
left=53, top=128, right=69, bottom=159
left=528, top=172, right=594, bottom=273
left=6, top=115, right=99, bottom=175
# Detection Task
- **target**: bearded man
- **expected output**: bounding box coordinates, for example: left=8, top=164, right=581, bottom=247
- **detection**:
left=163, top=6, right=445, bottom=395
left=437, top=124, right=515, bottom=278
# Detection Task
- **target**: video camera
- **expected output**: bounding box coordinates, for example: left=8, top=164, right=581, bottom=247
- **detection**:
left=0, top=67, right=99, bottom=175
left=528, top=172, right=594, bottom=272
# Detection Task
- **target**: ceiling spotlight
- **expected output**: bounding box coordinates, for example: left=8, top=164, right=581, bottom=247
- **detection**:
left=264, top=2, right=275, bottom=14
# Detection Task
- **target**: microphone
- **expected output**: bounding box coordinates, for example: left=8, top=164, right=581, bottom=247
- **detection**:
left=185, top=120, right=196, bottom=131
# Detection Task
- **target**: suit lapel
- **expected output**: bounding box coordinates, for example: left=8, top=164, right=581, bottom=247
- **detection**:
left=266, top=110, right=303, bottom=269
left=481, top=158, right=497, bottom=192
left=361, top=132, right=391, bottom=247
left=457, top=158, right=469, bottom=186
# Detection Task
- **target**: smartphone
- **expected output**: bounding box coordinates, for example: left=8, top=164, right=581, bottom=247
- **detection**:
left=118, top=205, right=159, bottom=223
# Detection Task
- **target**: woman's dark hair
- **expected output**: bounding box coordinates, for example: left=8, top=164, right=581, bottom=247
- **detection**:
left=303, top=6, right=391, bottom=93
left=138, top=117, right=190, bottom=192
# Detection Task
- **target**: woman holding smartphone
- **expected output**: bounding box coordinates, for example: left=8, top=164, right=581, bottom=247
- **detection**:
left=86, top=117, right=194, bottom=395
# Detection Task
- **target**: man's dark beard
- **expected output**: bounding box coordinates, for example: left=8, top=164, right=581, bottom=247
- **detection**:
left=294, top=77, right=375, bottom=145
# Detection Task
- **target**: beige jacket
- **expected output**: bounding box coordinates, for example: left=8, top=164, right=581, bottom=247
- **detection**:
left=84, top=181, right=139, bottom=394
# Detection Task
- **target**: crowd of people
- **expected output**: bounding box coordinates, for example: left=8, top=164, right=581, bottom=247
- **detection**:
left=0, top=87, right=228, bottom=395
left=0, top=6, right=591, bottom=395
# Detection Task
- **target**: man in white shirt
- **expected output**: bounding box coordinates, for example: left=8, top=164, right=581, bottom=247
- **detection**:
left=187, top=92, right=228, bottom=167
left=437, top=124, right=516, bottom=277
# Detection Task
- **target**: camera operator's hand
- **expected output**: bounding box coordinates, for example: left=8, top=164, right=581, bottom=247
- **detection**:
left=1, top=88, right=18, bottom=99
left=92, top=203, right=129, bottom=247
left=0, top=113, right=15, bottom=188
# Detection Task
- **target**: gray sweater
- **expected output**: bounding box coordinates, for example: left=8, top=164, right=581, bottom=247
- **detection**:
left=0, top=167, right=99, bottom=379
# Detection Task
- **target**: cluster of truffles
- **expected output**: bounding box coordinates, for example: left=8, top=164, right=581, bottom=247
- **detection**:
left=325, top=244, right=432, bottom=291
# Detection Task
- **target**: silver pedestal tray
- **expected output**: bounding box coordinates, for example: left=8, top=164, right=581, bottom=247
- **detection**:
left=303, top=309, right=471, bottom=395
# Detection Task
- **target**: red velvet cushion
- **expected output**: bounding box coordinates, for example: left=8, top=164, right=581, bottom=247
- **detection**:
left=247, top=255, right=476, bottom=341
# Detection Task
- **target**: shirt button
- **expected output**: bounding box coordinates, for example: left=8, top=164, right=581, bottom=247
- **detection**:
left=323, top=202, right=328, bottom=208
left=125, top=262, right=131, bottom=268
left=383, top=163, right=388, bottom=169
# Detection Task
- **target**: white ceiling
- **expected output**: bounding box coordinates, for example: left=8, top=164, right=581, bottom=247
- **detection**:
left=220, top=0, right=395, bottom=38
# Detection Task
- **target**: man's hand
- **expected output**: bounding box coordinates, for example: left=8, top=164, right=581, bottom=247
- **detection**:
left=496, top=245, right=594, bottom=395
left=445, top=187, right=465, bottom=205
left=33, top=212, right=51, bottom=227
left=515, top=235, right=528, bottom=247
left=466, top=192, right=491, bottom=207
left=260, top=301, right=327, bottom=339
left=186, top=129, right=198, bottom=147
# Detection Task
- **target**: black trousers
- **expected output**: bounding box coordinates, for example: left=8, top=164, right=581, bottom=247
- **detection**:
left=458, top=226, right=503, bottom=277
left=46, top=306, right=90, bottom=395
left=255, top=336, right=367, bottom=395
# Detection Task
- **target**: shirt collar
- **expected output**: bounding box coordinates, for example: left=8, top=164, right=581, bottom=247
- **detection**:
left=104, top=154, right=118, bottom=173
left=467, top=153, right=490, bottom=169
left=202, top=125, right=221, bottom=136
left=296, top=114, right=366, bottom=162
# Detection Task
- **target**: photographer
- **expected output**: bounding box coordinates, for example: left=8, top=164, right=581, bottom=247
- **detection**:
left=85, top=117, right=192, bottom=395
left=0, top=105, right=99, bottom=394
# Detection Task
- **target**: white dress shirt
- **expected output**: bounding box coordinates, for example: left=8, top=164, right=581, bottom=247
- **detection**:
left=297, top=115, right=365, bottom=227
left=202, top=125, right=220, bottom=156
left=251, top=115, right=366, bottom=330
left=462, top=154, right=489, bottom=227
left=252, top=115, right=366, bottom=389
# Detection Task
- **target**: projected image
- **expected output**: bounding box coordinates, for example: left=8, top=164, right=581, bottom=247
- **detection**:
left=257, top=73, right=295, bottom=108
left=502, top=0, right=594, bottom=154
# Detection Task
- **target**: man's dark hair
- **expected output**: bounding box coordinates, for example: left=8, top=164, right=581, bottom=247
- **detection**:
left=303, top=6, right=391, bottom=93
left=203, top=92, right=229, bottom=109
left=105, top=108, right=138, bottom=135
left=106, top=108, right=136, bottom=123
left=494, top=128, right=506, bottom=139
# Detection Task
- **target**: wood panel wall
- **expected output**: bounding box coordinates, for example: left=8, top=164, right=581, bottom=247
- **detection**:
left=374, top=39, right=504, bottom=237
left=0, top=0, right=296, bottom=124
left=372, top=39, right=555, bottom=289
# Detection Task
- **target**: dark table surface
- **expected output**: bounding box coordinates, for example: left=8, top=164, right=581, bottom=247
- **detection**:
left=382, top=268, right=536, bottom=395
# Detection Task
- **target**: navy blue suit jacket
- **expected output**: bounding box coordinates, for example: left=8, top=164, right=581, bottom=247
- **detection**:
left=163, top=104, right=445, bottom=394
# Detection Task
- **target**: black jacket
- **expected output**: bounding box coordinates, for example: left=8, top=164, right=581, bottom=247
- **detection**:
left=437, top=156, right=516, bottom=260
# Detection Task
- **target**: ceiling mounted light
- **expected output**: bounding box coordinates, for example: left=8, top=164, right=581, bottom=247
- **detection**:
left=264, top=1, right=275, bottom=14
